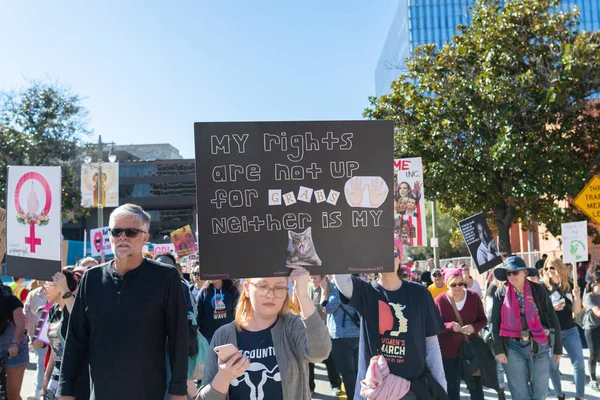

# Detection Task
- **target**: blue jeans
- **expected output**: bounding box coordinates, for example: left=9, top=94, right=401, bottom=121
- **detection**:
left=549, top=326, right=585, bottom=398
left=33, top=344, right=47, bottom=392
left=442, top=357, right=484, bottom=400
left=503, top=338, right=550, bottom=400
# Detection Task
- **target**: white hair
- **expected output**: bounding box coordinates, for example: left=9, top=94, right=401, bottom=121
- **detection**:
left=109, top=203, right=151, bottom=231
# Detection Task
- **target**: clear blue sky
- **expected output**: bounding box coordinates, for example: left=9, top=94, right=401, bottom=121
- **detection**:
left=0, top=1, right=397, bottom=158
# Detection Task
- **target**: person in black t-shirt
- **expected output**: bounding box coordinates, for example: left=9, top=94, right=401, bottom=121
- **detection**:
left=333, top=241, right=447, bottom=399
left=542, top=257, right=585, bottom=400
left=0, top=279, right=29, bottom=400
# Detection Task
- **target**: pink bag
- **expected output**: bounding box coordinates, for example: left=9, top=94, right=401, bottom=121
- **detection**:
left=360, top=355, right=411, bottom=400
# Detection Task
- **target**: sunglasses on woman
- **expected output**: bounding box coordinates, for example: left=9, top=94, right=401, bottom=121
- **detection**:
left=544, top=266, right=555, bottom=271
left=449, top=282, right=465, bottom=288
left=432, top=273, right=442, bottom=278
left=506, top=270, right=522, bottom=277
left=109, top=228, right=147, bottom=238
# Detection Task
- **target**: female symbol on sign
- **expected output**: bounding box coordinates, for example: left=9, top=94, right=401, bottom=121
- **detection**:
left=14, top=172, right=52, bottom=253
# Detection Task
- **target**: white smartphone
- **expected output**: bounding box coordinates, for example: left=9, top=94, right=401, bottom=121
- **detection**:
left=213, top=343, right=239, bottom=361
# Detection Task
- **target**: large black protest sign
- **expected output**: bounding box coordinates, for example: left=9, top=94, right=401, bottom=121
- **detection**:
left=458, top=212, right=502, bottom=273
left=195, top=120, right=394, bottom=279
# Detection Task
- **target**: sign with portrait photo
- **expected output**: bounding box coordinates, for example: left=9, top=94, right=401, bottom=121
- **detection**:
left=458, top=212, right=502, bottom=273
left=6, top=166, right=62, bottom=280
left=195, top=120, right=394, bottom=279
left=81, top=162, right=119, bottom=208
left=170, top=225, right=197, bottom=257
left=393, top=158, right=426, bottom=248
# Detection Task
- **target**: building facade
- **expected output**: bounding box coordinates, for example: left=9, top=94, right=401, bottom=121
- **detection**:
left=62, top=145, right=196, bottom=244
left=375, top=0, right=600, bottom=96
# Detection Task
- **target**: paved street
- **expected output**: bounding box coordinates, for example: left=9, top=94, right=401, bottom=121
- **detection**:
left=18, top=348, right=600, bottom=399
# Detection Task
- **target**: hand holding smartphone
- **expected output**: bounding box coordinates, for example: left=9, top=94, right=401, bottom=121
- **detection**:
left=214, top=343, right=239, bottom=362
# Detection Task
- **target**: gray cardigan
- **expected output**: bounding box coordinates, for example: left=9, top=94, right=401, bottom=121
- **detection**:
left=198, top=310, right=332, bottom=400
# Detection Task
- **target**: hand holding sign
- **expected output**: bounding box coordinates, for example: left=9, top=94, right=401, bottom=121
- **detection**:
left=367, top=177, right=388, bottom=207
left=345, top=177, right=365, bottom=206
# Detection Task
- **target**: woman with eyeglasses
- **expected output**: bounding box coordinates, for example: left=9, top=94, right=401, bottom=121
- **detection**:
left=434, top=268, right=487, bottom=400
left=197, top=265, right=331, bottom=400
left=491, top=256, right=562, bottom=400
left=584, top=269, right=600, bottom=392
left=542, top=257, right=585, bottom=400
left=197, top=279, right=240, bottom=345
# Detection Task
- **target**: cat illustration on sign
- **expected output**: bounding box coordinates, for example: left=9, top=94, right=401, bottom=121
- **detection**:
left=285, top=227, right=322, bottom=266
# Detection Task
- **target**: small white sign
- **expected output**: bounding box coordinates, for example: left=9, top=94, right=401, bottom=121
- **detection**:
left=268, top=190, right=282, bottom=206
left=154, top=243, right=176, bottom=257
left=314, top=190, right=327, bottom=203
left=327, top=190, right=341, bottom=206
left=90, top=226, right=114, bottom=257
left=283, top=191, right=297, bottom=206
left=297, top=186, right=313, bottom=203
left=561, top=221, right=588, bottom=264
left=430, top=237, right=439, bottom=248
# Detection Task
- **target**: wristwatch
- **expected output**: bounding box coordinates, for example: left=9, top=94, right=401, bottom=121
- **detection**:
left=62, top=292, right=73, bottom=299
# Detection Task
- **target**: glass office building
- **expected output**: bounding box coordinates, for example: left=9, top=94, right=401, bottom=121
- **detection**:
left=375, top=0, right=600, bottom=96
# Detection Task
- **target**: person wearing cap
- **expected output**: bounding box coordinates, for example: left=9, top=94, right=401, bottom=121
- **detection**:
left=428, top=269, right=447, bottom=299
left=410, top=268, right=422, bottom=283
left=434, top=268, right=488, bottom=400
left=490, top=256, right=562, bottom=400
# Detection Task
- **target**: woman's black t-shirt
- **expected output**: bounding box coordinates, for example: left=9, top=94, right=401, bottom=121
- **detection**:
left=0, top=295, right=23, bottom=335
left=229, top=321, right=283, bottom=400
left=549, top=284, right=576, bottom=331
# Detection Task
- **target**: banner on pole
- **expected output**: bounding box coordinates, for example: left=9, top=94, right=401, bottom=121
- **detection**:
left=393, top=158, right=427, bottom=247
left=561, top=221, right=588, bottom=264
left=81, top=163, right=119, bottom=208
left=458, top=212, right=502, bottom=273
left=6, top=166, right=62, bottom=280
left=90, top=226, right=114, bottom=257
left=195, top=120, right=395, bottom=279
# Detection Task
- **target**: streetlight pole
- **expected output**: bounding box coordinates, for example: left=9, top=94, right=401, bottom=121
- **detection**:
left=431, top=199, right=440, bottom=268
left=97, top=135, right=103, bottom=229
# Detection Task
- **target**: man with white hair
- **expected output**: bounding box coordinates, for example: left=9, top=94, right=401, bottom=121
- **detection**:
left=58, top=204, right=189, bottom=400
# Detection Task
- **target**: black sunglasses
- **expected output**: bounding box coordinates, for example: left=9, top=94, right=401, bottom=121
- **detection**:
left=432, top=273, right=442, bottom=278
left=506, top=270, right=522, bottom=277
left=544, top=266, right=556, bottom=271
left=450, top=282, right=465, bottom=288
left=401, top=273, right=409, bottom=279
left=109, top=228, right=147, bottom=238
left=192, top=272, right=200, bottom=276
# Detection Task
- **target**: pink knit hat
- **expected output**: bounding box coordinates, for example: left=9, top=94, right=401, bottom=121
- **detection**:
left=442, top=267, right=463, bottom=283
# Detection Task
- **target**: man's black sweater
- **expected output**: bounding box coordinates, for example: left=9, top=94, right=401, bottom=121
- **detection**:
left=58, top=259, right=189, bottom=399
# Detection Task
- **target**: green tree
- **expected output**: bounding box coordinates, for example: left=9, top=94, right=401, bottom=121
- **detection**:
left=405, top=202, right=469, bottom=260
left=0, top=80, right=91, bottom=220
left=366, top=0, right=600, bottom=252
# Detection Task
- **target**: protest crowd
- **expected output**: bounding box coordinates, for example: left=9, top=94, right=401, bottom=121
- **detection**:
left=0, top=202, right=595, bottom=400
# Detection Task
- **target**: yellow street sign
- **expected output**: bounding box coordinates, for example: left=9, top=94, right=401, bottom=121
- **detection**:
left=573, top=175, right=600, bottom=224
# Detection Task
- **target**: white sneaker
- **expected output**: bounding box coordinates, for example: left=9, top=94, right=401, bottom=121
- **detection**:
left=26, top=391, right=41, bottom=400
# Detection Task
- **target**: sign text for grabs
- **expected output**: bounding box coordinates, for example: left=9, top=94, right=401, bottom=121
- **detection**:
left=209, top=131, right=381, bottom=234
